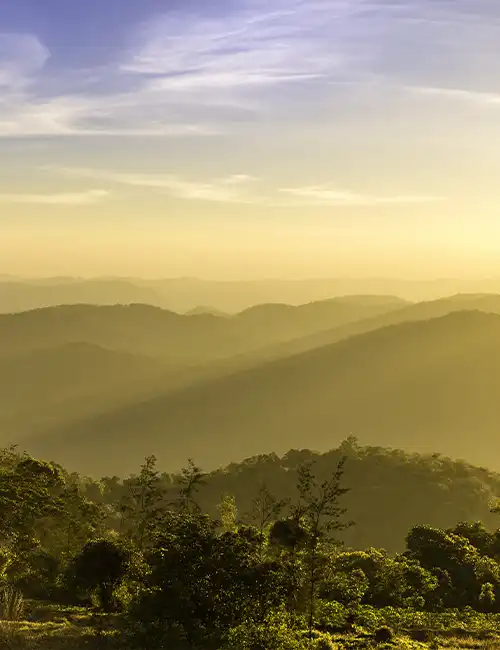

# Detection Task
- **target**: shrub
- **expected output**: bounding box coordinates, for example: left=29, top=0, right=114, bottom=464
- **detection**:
left=373, top=626, right=394, bottom=643
left=0, top=586, right=24, bottom=621
left=313, top=633, right=337, bottom=649
left=222, top=608, right=305, bottom=650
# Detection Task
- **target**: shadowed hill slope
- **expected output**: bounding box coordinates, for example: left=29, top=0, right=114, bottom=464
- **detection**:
left=0, top=343, right=170, bottom=435
left=256, top=292, right=500, bottom=360
left=22, top=310, right=500, bottom=476
left=0, top=296, right=406, bottom=363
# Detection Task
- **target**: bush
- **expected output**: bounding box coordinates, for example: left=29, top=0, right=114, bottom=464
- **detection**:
left=373, top=626, right=394, bottom=643
left=66, top=537, right=131, bottom=612
left=0, top=586, right=24, bottom=621
left=313, top=634, right=337, bottom=650
left=222, top=608, right=305, bottom=650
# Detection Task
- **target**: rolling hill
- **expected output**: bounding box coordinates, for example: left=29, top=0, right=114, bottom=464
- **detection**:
left=0, top=296, right=407, bottom=363
left=255, top=292, right=500, bottom=360
left=0, top=343, right=171, bottom=438
left=20, top=309, right=500, bottom=476
left=0, top=294, right=408, bottom=443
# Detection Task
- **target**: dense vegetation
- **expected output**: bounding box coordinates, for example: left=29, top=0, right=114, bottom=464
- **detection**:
left=2, top=441, right=500, bottom=648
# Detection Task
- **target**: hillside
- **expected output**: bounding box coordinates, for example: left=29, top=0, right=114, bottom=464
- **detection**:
left=0, top=343, right=170, bottom=439
left=255, top=292, right=500, bottom=360
left=0, top=296, right=406, bottom=363
left=21, top=309, right=500, bottom=476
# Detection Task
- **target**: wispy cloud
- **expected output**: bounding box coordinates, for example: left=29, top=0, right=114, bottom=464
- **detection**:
left=43, top=165, right=442, bottom=207
left=0, top=189, right=110, bottom=205
left=2, top=0, right=500, bottom=138
left=279, top=184, right=445, bottom=206
left=122, top=3, right=341, bottom=89
left=43, top=166, right=259, bottom=203
left=404, top=85, right=500, bottom=106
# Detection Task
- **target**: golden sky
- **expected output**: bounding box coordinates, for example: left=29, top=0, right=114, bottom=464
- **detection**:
left=2, top=1, right=500, bottom=278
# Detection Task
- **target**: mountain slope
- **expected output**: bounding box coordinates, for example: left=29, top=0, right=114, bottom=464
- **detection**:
left=0, top=343, right=169, bottom=438
left=23, top=310, right=500, bottom=476
left=255, top=292, right=500, bottom=360
left=0, top=297, right=406, bottom=363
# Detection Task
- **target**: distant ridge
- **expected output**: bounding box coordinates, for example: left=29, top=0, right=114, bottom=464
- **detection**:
left=6, top=274, right=500, bottom=311
left=0, top=297, right=405, bottom=362
left=185, top=305, right=230, bottom=317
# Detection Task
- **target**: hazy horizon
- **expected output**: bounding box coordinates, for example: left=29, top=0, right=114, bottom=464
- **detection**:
left=5, top=272, right=500, bottom=283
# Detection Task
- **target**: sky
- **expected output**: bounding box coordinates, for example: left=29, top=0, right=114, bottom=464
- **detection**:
left=2, top=0, right=500, bottom=279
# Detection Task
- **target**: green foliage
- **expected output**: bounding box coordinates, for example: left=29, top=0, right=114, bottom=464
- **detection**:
left=405, top=525, right=500, bottom=609
left=4, top=445, right=500, bottom=649
left=0, top=585, right=24, bottom=621
left=217, top=494, right=238, bottom=533
left=128, top=512, right=292, bottom=648
left=311, top=634, right=337, bottom=650
left=67, top=538, right=132, bottom=612
left=177, top=459, right=206, bottom=513
left=244, top=482, right=289, bottom=534
left=119, top=455, right=167, bottom=550
left=479, top=582, right=496, bottom=612
left=221, top=608, right=305, bottom=650
left=373, top=626, right=394, bottom=643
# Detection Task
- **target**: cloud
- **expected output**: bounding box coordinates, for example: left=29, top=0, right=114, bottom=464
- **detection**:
left=122, top=3, right=339, bottom=88
left=404, top=85, right=500, bottom=106
left=3, top=0, right=500, bottom=138
left=43, top=166, right=258, bottom=203
left=43, top=165, right=442, bottom=207
left=0, top=33, right=49, bottom=88
left=279, top=184, right=445, bottom=206
left=0, top=189, right=110, bottom=205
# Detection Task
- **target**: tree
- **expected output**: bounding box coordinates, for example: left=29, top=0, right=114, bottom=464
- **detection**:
left=69, top=538, right=131, bottom=611
left=129, top=512, right=291, bottom=649
left=479, top=582, right=496, bottom=612
left=406, top=525, right=500, bottom=608
left=217, top=494, right=238, bottom=533
left=119, top=455, right=166, bottom=550
left=245, top=482, right=289, bottom=535
left=0, top=454, right=65, bottom=546
left=273, top=458, right=352, bottom=638
left=176, top=459, right=206, bottom=514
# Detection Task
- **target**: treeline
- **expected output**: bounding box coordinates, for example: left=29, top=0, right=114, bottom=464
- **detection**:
left=75, top=437, right=500, bottom=552
left=2, top=442, right=500, bottom=648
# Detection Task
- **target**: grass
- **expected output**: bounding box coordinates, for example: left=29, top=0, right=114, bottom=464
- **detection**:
left=0, top=601, right=122, bottom=649
left=1, top=602, right=500, bottom=649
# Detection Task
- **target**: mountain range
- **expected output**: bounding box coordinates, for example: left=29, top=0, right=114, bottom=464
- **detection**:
left=7, top=275, right=500, bottom=312
left=4, top=297, right=500, bottom=476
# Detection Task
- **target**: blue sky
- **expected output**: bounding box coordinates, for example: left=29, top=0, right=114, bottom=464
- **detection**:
left=2, top=0, right=500, bottom=277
